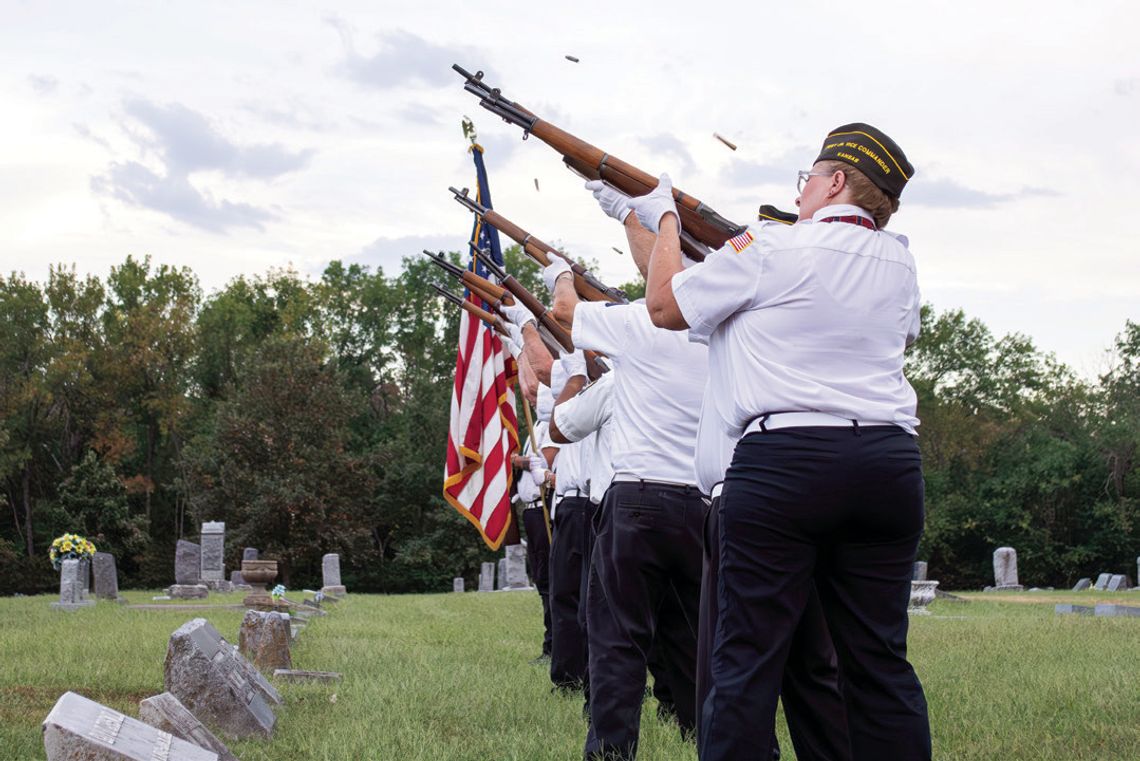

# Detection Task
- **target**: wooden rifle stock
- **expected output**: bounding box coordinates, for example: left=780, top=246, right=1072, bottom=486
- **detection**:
left=421, top=250, right=514, bottom=307
left=450, top=186, right=627, bottom=303
left=454, top=65, right=745, bottom=259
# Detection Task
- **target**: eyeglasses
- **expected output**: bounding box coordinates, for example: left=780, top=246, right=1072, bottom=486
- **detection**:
left=797, top=170, right=834, bottom=194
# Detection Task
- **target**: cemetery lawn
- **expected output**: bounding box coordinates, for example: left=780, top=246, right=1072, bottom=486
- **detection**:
left=2, top=590, right=1139, bottom=760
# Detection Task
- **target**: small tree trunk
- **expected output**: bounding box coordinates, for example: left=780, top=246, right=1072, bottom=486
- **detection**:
left=22, top=464, right=34, bottom=557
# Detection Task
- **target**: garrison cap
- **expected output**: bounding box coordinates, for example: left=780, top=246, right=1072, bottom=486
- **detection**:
left=757, top=205, right=798, bottom=225
left=815, top=123, right=913, bottom=198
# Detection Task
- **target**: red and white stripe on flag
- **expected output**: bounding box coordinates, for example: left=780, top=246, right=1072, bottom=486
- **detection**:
left=443, top=296, right=519, bottom=550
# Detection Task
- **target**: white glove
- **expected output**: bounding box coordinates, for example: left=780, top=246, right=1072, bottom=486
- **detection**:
left=560, top=350, right=587, bottom=379
left=528, top=457, right=548, bottom=487
left=501, top=330, right=523, bottom=359
left=627, top=173, right=679, bottom=233
left=585, top=180, right=632, bottom=223
left=542, top=258, right=573, bottom=293
left=500, top=301, right=536, bottom=328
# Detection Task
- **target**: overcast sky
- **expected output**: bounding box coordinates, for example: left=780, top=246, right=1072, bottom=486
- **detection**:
left=3, top=0, right=1137, bottom=375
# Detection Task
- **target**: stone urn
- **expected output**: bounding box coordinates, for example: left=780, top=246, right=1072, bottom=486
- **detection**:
left=908, top=580, right=939, bottom=615
left=241, top=559, right=279, bottom=609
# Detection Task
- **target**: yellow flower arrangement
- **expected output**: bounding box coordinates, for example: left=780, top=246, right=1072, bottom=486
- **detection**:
left=49, top=532, right=97, bottom=570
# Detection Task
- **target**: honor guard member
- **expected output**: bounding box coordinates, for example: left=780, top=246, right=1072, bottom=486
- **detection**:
left=636, top=123, right=930, bottom=760
left=512, top=417, right=555, bottom=663
left=545, top=250, right=707, bottom=758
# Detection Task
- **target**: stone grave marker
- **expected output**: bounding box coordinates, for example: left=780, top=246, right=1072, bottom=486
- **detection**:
left=496, top=558, right=507, bottom=590
left=238, top=611, right=292, bottom=673
left=453, top=577, right=464, bottom=593
left=164, top=618, right=278, bottom=739
left=168, top=585, right=208, bottom=600
left=42, top=691, right=217, bottom=761
left=138, top=692, right=237, bottom=761
left=78, top=557, right=92, bottom=599
left=478, top=562, right=495, bottom=592
left=175, top=541, right=201, bottom=585
left=990, top=547, right=1023, bottom=590
left=1094, top=573, right=1112, bottom=590
left=242, top=547, right=259, bottom=562
left=229, top=570, right=248, bottom=587
left=93, top=552, right=123, bottom=601
left=913, top=561, right=928, bottom=582
left=505, top=544, right=529, bottom=588
left=199, top=522, right=225, bottom=587
left=1107, top=574, right=1132, bottom=592
left=1072, top=578, right=1092, bottom=592
left=321, top=553, right=346, bottom=596
left=52, top=559, right=95, bottom=611
left=1094, top=603, right=1140, bottom=618
left=1055, top=604, right=1095, bottom=616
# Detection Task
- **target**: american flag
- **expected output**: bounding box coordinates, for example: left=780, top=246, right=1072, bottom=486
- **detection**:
left=443, top=142, right=519, bottom=550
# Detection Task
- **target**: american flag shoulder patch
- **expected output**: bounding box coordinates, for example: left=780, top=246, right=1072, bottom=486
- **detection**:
left=727, top=230, right=755, bottom=253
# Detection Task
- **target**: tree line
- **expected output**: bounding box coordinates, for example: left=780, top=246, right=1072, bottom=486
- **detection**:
left=1, top=252, right=1136, bottom=593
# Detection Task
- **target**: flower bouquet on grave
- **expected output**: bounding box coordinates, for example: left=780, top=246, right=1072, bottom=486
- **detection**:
left=270, top=584, right=286, bottom=601
left=48, top=533, right=96, bottom=571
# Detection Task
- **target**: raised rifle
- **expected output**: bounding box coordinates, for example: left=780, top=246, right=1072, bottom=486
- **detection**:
left=430, top=283, right=509, bottom=336
left=470, top=248, right=575, bottom=353
left=450, top=186, right=627, bottom=304
left=453, top=64, right=746, bottom=261
left=421, top=250, right=514, bottom=308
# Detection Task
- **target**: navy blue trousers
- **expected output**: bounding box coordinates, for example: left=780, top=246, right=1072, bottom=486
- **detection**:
left=700, top=426, right=931, bottom=761
left=522, top=503, right=553, bottom=657
left=550, top=495, right=591, bottom=689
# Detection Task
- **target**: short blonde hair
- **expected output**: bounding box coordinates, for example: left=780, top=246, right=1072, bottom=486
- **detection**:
left=820, top=160, right=900, bottom=228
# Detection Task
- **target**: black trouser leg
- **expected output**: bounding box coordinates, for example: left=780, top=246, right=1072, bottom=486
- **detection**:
left=550, top=495, right=589, bottom=689
left=579, top=498, right=602, bottom=714
left=648, top=584, right=695, bottom=735
left=585, top=482, right=703, bottom=761
left=699, top=427, right=930, bottom=761
left=523, top=505, right=553, bottom=656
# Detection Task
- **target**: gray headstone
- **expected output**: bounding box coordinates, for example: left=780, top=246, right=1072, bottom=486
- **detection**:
left=138, top=692, right=237, bottom=761
left=912, top=561, right=928, bottom=581
left=168, top=585, right=208, bottom=600
left=229, top=570, right=245, bottom=585
left=320, top=553, right=345, bottom=595
left=1107, top=574, right=1132, bottom=592
left=1094, top=604, right=1140, bottom=618
left=93, top=552, right=120, bottom=600
left=496, top=558, right=507, bottom=590
left=163, top=618, right=278, bottom=739
left=52, top=559, right=94, bottom=611
left=992, top=547, right=1021, bottom=589
left=1055, top=604, right=1095, bottom=616
left=175, top=541, right=200, bottom=585
left=478, top=562, right=495, bottom=592
left=78, top=557, right=92, bottom=599
left=453, top=577, right=464, bottom=593
left=238, top=610, right=292, bottom=673
left=199, top=522, right=225, bottom=583
left=42, top=691, right=217, bottom=761
left=1094, top=572, right=1112, bottom=590
left=1071, top=577, right=1092, bottom=592
left=242, top=547, right=259, bottom=562
left=505, top=544, right=529, bottom=588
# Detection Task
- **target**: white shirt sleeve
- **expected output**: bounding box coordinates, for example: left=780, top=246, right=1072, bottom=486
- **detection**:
left=572, top=301, right=636, bottom=356
left=552, top=374, right=614, bottom=443
left=671, top=233, right=764, bottom=343
left=905, top=286, right=922, bottom=346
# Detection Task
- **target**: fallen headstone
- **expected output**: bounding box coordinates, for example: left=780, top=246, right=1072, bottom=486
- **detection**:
left=1107, top=574, right=1132, bottom=592
left=1094, top=604, right=1140, bottom=618
left=1094, top=573, right=1111, bottom=590
left=52, top=559, right=95, bottom=611
left=168, top=584, right=208, bottom=600
left=320, top=553, right=346, bottom=596
left=43, top=691, right=217, bottom=761
left=164, top=618, right=278, bottom=739
left=1055, top=604, right=1095, bottom=616
left=912, top=561, right=928, bottom=582
left=989, top=546, right=1023, bottom=590
left=238, top=610, right=292, bottom=673
left=453, top=577, right=464, bottom=593
left=138, top=692, right=237, bottom=761
left=273, top=669, right=342, bottom=684
left=1072, top=578, right=1092, bottom=592
left=175, top=540, right=201, bottom=585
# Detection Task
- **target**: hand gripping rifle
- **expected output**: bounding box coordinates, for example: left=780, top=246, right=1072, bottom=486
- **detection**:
left=469, top=248, right=575, bottom=353
left=421, top=250, right=514, bottom=308
left=453, top=65, right=746, bottom=262
left=430, top=283, right=509, bottom=336
left=450, top=186, right=627, bottom=304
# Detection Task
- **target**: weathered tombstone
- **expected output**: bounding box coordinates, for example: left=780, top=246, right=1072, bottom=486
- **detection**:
left=990, top=547, right=1023, bottom=590
left=199, top=522, right=225, bottom=587
left=453, top=577, right=464, bottom=593
left=93, top=552, right=123, bottom=601
left=1055, top=604, right=1095, bottom=616
left=52, top=558, right=95, bottom=611
left=496, top=558, right=507, bottom=590
left=1094, top=603, right=1140, bottom=618
left=168, top=584, right=209, bottom=600
left=478, top=562, right=495, bottom=592
left=175, top=540, right=201, bottom=585
left=238, top=610, right=292, bottom=673
left=1107, top=574, right=1132, bottom=592
left=42, top=691, right=218, bottom=761
left=320, top=553, right=346, bottom=596
left=138, top=692, right=237, bottom=761
left=912, top=561, right=928, bottom=582
left=77, top=557, right=92, bottom=600
left=1072, top=577, right=1092, bottom=591
left=1094, top=573, right=1112, bottom=590
left=242, top=547, right=259, bottom=562
left=908, top=580, right=939, bottom=615
left=505, top=544, right=529, bottom=588
left=164, top=618, right=278, bottom=739
left=229, top=570, right=246, bottom=586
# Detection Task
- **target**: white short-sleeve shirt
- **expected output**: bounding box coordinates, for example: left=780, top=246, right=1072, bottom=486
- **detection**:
left=554, top=370, right=616, bottom=503
left=672, top=204, right=921, bottom=437
left=693, top=381, right=739, bottom=495
left=572, top=301, right=707, bottom=486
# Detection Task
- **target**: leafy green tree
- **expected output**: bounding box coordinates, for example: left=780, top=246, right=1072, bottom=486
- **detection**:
left=57, top=451, right=147, bottom=561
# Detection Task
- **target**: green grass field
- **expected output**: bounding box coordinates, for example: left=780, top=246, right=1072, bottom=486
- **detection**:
left=2, top=589, right=1139, bottom=760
